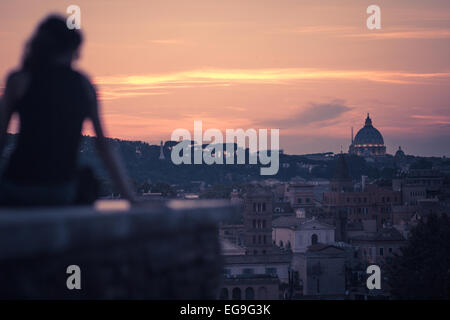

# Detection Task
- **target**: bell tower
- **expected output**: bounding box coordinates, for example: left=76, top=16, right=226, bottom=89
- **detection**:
left=330, top=154, right=353, bottom=192
left=159, top=141, right=165, bottom=160
left=243, top=189, right=274, bottom=255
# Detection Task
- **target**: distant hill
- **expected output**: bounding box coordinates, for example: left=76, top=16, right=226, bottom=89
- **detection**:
left=2, top=133, right=448, bottom=196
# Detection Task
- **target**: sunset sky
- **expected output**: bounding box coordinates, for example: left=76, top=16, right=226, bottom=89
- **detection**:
left=1, top=0, right=450, bottom=156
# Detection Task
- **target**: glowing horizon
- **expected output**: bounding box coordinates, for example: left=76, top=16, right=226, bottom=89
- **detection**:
left=1, top=0, right=450, bottom=156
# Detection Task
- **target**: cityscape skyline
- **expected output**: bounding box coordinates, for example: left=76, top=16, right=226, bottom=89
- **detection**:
left=0, top=2, right=449, bottom=302
left=1, top=0, right=450, bottom=157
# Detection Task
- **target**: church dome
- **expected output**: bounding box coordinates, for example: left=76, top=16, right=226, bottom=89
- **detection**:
left=395, top=146, right=405, bottom=158
left=353, top=114, right=384, bottom=146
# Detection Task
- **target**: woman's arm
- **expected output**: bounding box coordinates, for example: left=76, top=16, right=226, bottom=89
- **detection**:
left=82, top=77, right=137, bottom=203
left=0, top=71, right=25, bottom=157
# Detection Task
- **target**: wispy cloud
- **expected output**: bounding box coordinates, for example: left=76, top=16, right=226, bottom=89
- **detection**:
left=150, top=39, right=187, bottom=45
left=272, top=24, right=450, bottom=40
left=256, top=100, right=351, bottom=128
left=411, top=114, right=450, bottom=125
left=94, top=68, right=450, bottom=100
left=96, top=69, right=450, bottom=85
left=268, top=25, right=355, bottom=35
left=343, top=29, right=450, bottom=40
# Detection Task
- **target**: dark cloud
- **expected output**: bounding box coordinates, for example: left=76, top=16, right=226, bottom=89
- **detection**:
left=256, top=100, right=351, bottom=128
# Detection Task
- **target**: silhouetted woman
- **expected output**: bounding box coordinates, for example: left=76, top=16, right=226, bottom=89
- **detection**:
left=0, top=15, right=136, bottom=206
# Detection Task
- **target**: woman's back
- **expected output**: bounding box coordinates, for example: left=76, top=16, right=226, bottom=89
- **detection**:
left=0, top=14, right=136, bottom=206
left=3, top=66, right=90, bottom=185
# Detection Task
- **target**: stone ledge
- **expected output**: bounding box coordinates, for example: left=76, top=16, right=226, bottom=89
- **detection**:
left=0, top=200, right=232, bottom=299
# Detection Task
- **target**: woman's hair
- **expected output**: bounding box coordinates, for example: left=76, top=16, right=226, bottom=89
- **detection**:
left=22, top=15, right=83, bottom=72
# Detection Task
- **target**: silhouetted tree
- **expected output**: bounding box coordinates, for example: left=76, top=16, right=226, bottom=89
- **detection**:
left=387, top=213, right=450, bottom=299
left=151, top=181, right=176, bottom=197
left=199, top=184, right=232, bottom=199
left=410, top=158, right=433, bottom=170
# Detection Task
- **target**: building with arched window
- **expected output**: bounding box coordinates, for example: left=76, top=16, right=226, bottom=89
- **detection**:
left=272, top=216, right=335, bottom=253
left=219, top=274, right=279, bottom=300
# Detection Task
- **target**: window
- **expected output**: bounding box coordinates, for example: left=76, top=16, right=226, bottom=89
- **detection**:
left=388, top=248, right=393, bottom=253
left=245, top=287, right=255, bottom=300
left=379, top=248, right=384, bottom=256
left=243, top=268, right=254, bottom=275
left=265, top=267, right=277, bottom=275
left=232, top=288, right=241, bottom=300
left=262, top=203, right=266, bottom=212
left=297, top=198, right=302, bottom=204
left=306, top=198, right=311, bottom=203
left=311, top=234, right=318, bottom=245
left=219, top=288, right=229, bottom=300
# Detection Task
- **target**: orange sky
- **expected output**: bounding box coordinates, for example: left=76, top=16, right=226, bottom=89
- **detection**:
left=1, top=0, right=450, bottom=156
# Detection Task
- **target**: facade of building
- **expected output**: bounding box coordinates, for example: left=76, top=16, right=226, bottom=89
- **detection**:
left=348, top=227, right=405, bottom=265
left=284, top=183, right=315, bottom=216
left=242, top=189, right=275, bottom=255
left=292, top=244, right=346, bottom=297
left=393, top=169, right=444, bottom=205
left=223, top=254, right=292, bottom=284
left=272, top=217, right=335, bottom=253
left=219, top=188, right=293, bottom=299
left=219, top=275, right=280, bottom=300
left=349, top=114, right=386, bottom=157
left=324, top=154, right=401, bottom=228
left=324, top=183, right=401, bottom=228
left=219, top=224, right=244, bottom=246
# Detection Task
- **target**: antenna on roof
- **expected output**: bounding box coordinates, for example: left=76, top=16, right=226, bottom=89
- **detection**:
left=351, top=127, right=354, bottom=144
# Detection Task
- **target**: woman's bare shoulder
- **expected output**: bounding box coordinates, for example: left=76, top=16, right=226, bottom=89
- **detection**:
left=74, top=70, right=97, bottom=101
